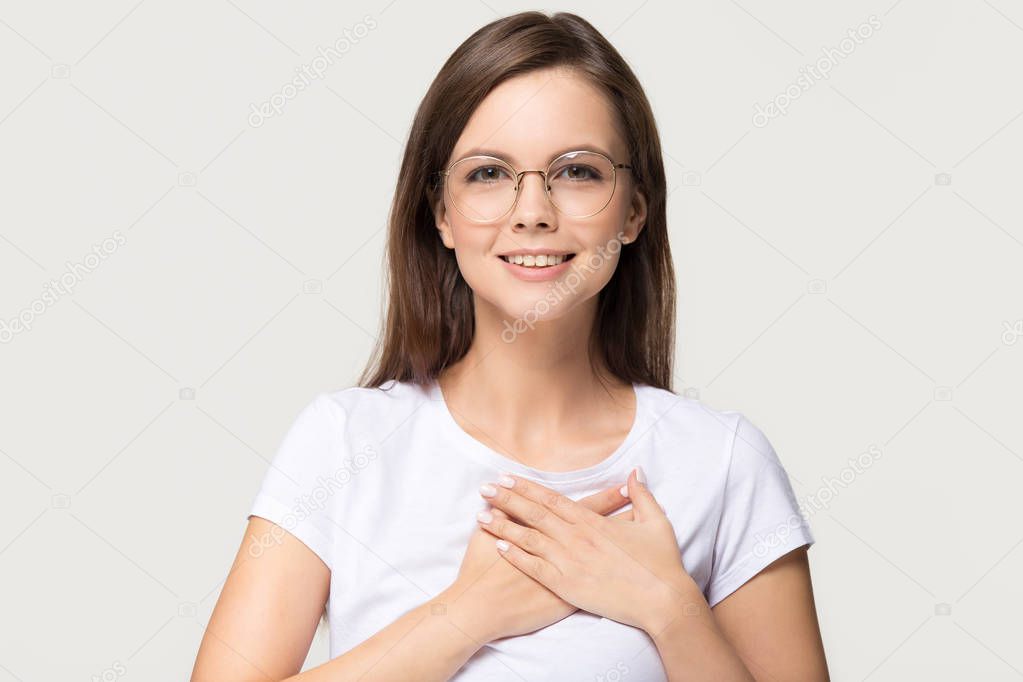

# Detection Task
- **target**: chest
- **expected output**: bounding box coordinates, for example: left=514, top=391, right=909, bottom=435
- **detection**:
left=324, top=463, right=719, bottom=677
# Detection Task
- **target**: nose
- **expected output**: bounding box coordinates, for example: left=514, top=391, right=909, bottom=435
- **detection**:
left=510, top=170, right=557, bottom=231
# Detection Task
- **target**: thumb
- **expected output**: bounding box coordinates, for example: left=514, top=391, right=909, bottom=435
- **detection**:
left=622, top=466, right=660, bottom=522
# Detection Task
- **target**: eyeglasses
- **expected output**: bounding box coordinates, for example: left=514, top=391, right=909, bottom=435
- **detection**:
left=438, top=150, right=633, bottom=222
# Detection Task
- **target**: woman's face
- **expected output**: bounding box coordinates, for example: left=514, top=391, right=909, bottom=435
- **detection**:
left=433, top=66, right=647, bottom=325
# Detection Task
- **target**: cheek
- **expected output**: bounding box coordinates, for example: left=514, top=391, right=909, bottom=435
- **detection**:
left=447, top=227, right=497, bottom=291
left=448, top=225, right=489, bottom=259
left=570, top=249, right=621, bottom=295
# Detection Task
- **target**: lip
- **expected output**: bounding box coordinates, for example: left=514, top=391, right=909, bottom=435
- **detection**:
left=498, top=253, right=575, bottom=282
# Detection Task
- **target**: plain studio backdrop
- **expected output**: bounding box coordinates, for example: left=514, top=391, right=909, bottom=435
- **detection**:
left=1, top=1, right=1021, bottom=680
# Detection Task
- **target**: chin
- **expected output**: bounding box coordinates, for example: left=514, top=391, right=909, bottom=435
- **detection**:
left=488, top=289, right=589, bottom=330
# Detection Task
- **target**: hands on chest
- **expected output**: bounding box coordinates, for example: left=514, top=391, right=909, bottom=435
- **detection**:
left=442, top=468, right=702, bottom=644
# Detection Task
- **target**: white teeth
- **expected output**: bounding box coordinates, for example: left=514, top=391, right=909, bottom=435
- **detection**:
left=502, top=254, right=567, bottom=267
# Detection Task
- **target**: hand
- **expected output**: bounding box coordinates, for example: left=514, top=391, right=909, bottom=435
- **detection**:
left=476, top=468, right=699, bottom=634
left=443, top=483, right=632, bottom=643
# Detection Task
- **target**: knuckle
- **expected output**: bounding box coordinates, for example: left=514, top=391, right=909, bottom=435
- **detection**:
left=521, top=528, right=543, bottom=550
left=571, top=529, right=597, bottom=551
left=526, top=505, right=548, bottom=526
left=542, top=491, right=563, bottom=508
left=529, top=556, right=546, bottom=579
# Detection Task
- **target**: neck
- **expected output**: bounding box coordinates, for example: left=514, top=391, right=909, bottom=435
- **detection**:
left=438, top=294, right=628, bottom=438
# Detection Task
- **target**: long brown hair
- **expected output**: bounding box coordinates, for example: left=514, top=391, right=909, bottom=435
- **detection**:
left=358, top=11, right=675, bottom=392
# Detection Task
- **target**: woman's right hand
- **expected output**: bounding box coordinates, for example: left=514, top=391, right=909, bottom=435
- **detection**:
left=441, top=483, right=631, bottom=643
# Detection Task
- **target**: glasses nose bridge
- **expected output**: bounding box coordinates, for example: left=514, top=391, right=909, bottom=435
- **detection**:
left=511, top=168, right=555, bottom=223
left=513, top=167, right=550, bottom=191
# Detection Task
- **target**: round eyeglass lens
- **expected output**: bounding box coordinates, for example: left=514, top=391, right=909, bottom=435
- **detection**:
left=446, top=156, right=517, bottom=222
left=546, top=151, right=617, bottom=218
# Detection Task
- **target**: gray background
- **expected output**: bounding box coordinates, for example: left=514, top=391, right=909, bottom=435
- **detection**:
left=1, top=1, right=1021, bottom=680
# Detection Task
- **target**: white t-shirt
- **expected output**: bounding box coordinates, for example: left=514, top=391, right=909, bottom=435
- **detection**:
left=248, top=378, right=814, bottom=681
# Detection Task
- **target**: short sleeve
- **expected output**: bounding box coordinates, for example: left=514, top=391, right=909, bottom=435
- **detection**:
left=247, top=393, right=342, bottom=570
left=705, top=413, right=814, bottom=607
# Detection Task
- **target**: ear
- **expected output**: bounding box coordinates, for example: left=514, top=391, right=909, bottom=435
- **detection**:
left=624, top=185, right=647, bottom=244
left=432, top=189, right=456, bottom=250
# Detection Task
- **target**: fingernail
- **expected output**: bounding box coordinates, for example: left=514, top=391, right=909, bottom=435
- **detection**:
left=477, top=510, right=493, bottom=523
left=496, top=539, right=509, bottom=552
left=619, top=484, right=629, bottom=497
left=498, top=474, right=515, bottom=488
left=635, top=466, right=647, bottom=485
left=480, top=483, right=497, bottom=498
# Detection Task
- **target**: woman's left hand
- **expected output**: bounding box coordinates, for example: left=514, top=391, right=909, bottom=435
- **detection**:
left=476, top=468, right=702, bottom=634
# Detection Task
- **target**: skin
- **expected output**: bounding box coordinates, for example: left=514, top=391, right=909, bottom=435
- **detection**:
left=190, top=66, right=830, bottom=680
left=191, top=487, right=634, bottom=681
left=431, top=65, right=646, bottom=472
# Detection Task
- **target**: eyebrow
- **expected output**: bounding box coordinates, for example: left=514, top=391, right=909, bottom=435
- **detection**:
left=453, top=144, right=617, bottom=167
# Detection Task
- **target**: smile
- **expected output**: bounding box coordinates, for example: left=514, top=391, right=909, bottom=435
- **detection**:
left=498, top=253, right=576, bottom=268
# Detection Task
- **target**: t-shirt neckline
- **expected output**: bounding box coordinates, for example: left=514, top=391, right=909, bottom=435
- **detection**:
left=427, top=378, right=648, bottom=485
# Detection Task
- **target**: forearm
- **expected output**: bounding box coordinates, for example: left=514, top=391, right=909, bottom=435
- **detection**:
left=283, top=587, right=488, bottom=682
left=644, top=575, right=754, bottom=682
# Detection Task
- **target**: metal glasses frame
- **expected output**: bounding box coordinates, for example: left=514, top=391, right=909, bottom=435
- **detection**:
left=438, top=149, right=633, bottom=222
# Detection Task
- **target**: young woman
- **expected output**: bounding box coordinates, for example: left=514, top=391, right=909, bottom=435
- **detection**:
left=192, top=11, right=829, bottom=681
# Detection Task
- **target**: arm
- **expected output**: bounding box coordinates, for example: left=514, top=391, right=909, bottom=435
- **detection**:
left=191, top=516, right=487, bottom=682
left=646, top=546, right=829, bottom=682
left=710, top=546, right=829, bottom=680
left=642, top=571, right=755, bottom=681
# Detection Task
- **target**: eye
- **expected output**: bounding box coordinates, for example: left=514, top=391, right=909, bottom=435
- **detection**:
left=466, top=165, right=512, bottom=183
left=552, top=163, right=603, bottom=182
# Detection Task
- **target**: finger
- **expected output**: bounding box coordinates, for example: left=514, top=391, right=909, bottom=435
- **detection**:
left=496, top=473, right=627, bottom=524
left=496, top=474, right=585, bottom=524
left=622, top=466, right=662, bottom=522
left=609, top=507, right=635, bottom=522
left=481, top=476, right=580, bottom=536
left=477, top=509, right=564, bottom=564
left=494, top=538, right=562, bottom=593
left=578, top=483, right=632, bottom=517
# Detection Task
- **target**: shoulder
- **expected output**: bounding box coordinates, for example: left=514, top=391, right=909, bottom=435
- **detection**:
left=636, top=383, right=750, bottom=458
left=636, top=384, right=792, bottom=489
left=315, top=379, right=433, bottom=425
left=260, top=380, right=433, bottom=495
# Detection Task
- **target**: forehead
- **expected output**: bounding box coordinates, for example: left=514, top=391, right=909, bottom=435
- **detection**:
left=449, top=67, right=625, bottom=166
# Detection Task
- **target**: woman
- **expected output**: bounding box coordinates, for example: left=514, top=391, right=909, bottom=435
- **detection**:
left=192, top=11, right=829, bottom=681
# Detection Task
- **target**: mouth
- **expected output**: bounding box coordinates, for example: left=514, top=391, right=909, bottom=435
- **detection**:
left=498, top=253, right=577, bottom=268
